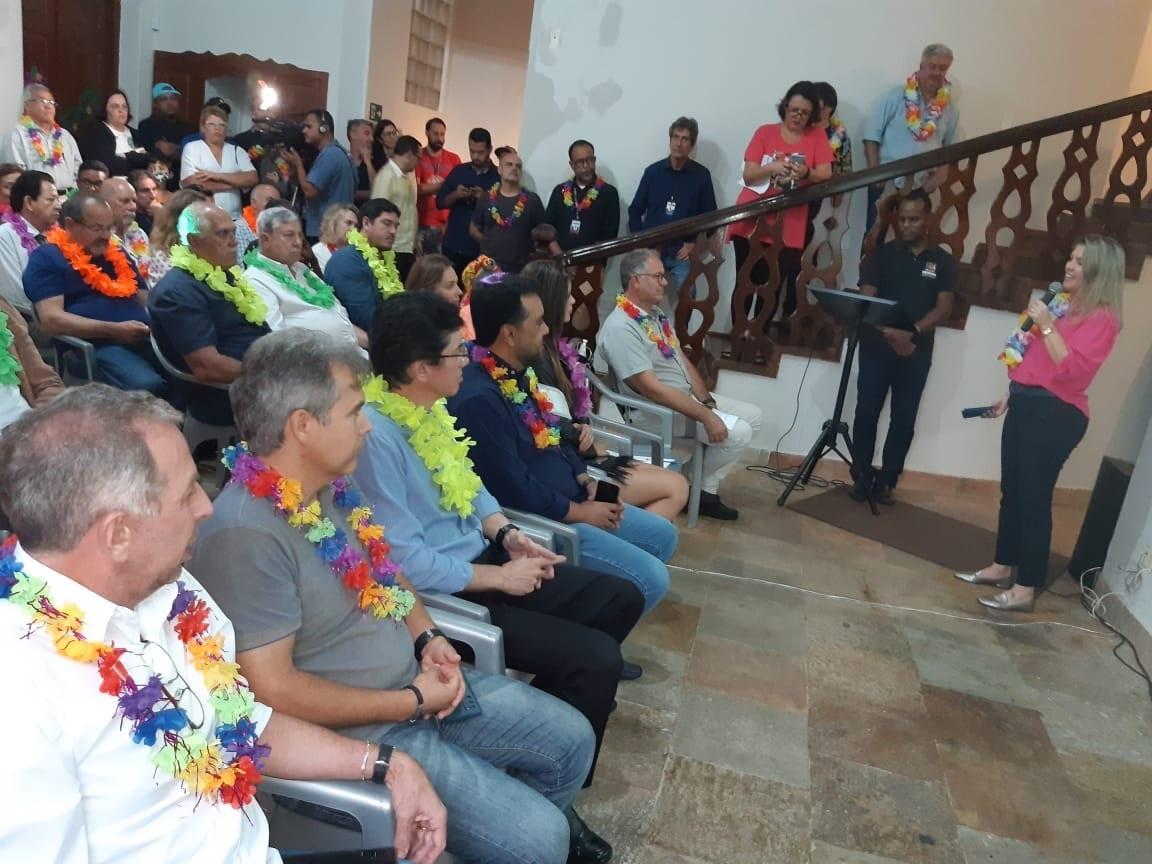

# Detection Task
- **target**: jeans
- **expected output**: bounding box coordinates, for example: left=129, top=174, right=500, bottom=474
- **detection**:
left=574, top=503, right=675, bottom=615
left=85, top=343, right=168, bottom=396
left=662, top=252, right=691, bottom=304
left=380, top=671, right=594, bottom=864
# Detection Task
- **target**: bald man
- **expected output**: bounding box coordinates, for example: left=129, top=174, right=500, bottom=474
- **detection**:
left=102, top=177, right=153, bottom=280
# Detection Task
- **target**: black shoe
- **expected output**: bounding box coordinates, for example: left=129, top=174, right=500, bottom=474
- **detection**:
left=873, top=484, right=895, bottom=506
left=698, top=491, right=739, bottom=520
left=620, top=661, right=643, bottom=681
left=567, top=808, right=613, bottom=863
left=609, top=699, right=618, bottom=713
left=848, top=480, right=870, bottom=502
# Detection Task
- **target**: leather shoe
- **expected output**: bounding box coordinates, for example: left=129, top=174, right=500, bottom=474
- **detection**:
left=873, top=483, right=895, bottom=506
left=567, top=808, right=612, bottom=863
left=698, top=491, right=738, bottom=520
left=955, top=569, right=1013, bottom=589
left=977, top=591, right=1035, bottom=613
left=620, top=661, right=643, bottom=681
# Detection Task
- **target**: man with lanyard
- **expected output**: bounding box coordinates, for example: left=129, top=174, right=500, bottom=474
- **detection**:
left=284, top=109, right=355, bottom=244
left=415, top=117, right=461, bottom=255
left=850, top=190, right=955, bottom=504
left=436, top=127, right=497, bottom=277
left=545, top=139, right=620, bottom=253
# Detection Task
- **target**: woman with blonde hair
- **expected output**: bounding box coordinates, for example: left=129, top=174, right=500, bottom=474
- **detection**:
left=145, top=188, right=209, bottom=287
left=956, top=235, right=1125, bottom=611
left=311, top=203, right=359, bottom=272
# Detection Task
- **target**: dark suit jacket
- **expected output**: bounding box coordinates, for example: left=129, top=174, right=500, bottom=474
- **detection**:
left=79, top=122, right=153, bottom=177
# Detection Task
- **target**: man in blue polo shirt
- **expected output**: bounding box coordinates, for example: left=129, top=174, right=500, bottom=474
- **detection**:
left=23, top=195, right=166, bottom=396
left=436, top=127, right=498, bottom=276
left=285, top=109, right=355, bottom=242
left=149, top=201, right=270, bottom=424
left=628, top=116, right=717, bottom=299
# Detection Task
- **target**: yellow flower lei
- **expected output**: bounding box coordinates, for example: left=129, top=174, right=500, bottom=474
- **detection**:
left=362, top=376, right=482, bottom=518
left=170, top=245, right=268, bottom=325
left=346, top=229, right=404, bottom=302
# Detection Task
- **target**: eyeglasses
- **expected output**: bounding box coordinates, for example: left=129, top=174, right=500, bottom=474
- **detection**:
left=27, top=98, right=57, bottom=107
left=571, top=157, right=596, bottom=167
left=78, top=222, right=114, bottom=234
left=636, top=272, right=669, bottom=283
left=438, top=348, right=470, bottom=360
left=787, top=106, right=812, bottom=117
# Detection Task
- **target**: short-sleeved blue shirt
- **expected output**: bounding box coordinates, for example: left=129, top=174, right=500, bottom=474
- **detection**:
left=323, top=245, right=378, bottom=333
left=304, top=142, right=355, bottom=237
left=862, top=84, right=960, bottom=166
left=23, top=243, right=148, bottom=335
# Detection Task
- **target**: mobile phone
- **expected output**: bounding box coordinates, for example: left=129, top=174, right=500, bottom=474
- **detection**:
left=961, top=406, right=995, bottom=419
left=593, top=481, right=621, bottom=503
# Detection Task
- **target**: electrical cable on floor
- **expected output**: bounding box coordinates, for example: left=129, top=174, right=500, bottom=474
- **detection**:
left=1076, top=565, right=1152, bottom=703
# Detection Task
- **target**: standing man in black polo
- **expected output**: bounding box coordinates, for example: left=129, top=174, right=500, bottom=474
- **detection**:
left=546, top=140, right=621, bottom=253
left=850, top=190, right=954, bottom=505
left=436, top=127, right=498, bottom=276
left=468, top=147, right=551, bottom=274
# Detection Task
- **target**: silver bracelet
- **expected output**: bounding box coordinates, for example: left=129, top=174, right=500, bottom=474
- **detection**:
left=359, top=739, right=373, bottom=781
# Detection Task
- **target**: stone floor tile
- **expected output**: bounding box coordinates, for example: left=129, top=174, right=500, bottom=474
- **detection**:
left=1057, top=748, right=1152, bottom=836
left=807, top=695, right=941, bottom=781
left=629, top=597, right=702, bottom=656
left=806, top=639, right=925, bottom=714
left=1081, top=824, right=1152, bottom=863
left=595, top=700, right=675, bottom=793
left=686, top=634, right=807, bottom=713
left=904, top=621, right=1032, bottom=707
left=810, top=841, right=915, bottom=863
left=576, top=780, right=661, bottom=864
left=696, top=590, right=809, bottom=656
left=616, top=642, right=689, bottom=714
left=955, top=826, right=1099, bottom=863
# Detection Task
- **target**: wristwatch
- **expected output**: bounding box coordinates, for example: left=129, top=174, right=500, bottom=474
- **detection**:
left=1041, top=325, right=1054, bottom=337
left=413, top=627, right=446, bottom=660
left=402, top=683, right=424, bottom=724
left=493, top=522, right=521, bottom=551
left=370, top=743, right=394, bottom=785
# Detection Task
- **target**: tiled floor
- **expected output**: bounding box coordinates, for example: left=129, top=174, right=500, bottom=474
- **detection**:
left=578, top=458, right=1152, bottom=863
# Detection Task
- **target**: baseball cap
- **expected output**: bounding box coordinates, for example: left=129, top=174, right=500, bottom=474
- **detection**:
left=205, top=96, right=232, bottom=115
left=152, top=83, right=180, bottom=99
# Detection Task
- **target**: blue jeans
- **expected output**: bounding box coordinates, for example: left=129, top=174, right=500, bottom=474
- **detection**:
left=90, top=343, right=168, bottom=396
left=380, top=671, right=594, bottom=864
left=662, top=252, right=691, bottom=301
left=574, top=503, right=675, bottom=614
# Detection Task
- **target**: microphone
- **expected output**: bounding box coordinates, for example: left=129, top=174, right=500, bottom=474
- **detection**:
left=1021, top=282, right=1061, bottom=332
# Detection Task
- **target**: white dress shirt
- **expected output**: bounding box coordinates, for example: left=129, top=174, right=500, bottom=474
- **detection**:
left=0, top=217, right=38, bottom=312
left=180, top=139, right=255, bottom=219
left=0, top=383, right=29, bottom=430
left=244, top=253, right=363, bottom=350
left=0, top=547, right=279, bottom=864
left=0, top=123, right=82, bottom=192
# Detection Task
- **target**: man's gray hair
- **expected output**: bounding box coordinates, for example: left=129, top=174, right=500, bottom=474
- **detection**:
left=0, top=385, right=182, bottom=552
left=230, top=329, right=370, bottom=456
left=922, top=43, right=954, bottom=60
left=619, top=248, right=659, bottom=291
left=179, top=199, right=218, bottom=245
left=257, top=206, right=300, bottom=236
left=22, top=83, right=51, bottom=103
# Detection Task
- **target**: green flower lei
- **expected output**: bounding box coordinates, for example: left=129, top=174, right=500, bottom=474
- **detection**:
left=243, top=250, right=336, bottom=309
left=362, top=375, right=482, bottom=518
left=0, top=308, right=22, bottom=389
left=170, top=246, right=268, bottom=325
left=346, top=229, right=404, bottom=302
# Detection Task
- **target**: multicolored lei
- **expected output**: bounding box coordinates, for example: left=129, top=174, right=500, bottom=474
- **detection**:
left=560, top=176, right=605, bottom=213
left=617, top=294, right=679, bottom=359
left=471, top=345, right=561, bottom=449
left=20, top=115, right=65, bottom=167
left=904, top=74, right=951, bottom=142
left=487, top=185, right=527, bottom=228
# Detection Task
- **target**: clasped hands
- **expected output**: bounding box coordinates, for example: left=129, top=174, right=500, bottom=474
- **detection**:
left=499, top=528, right=564, bottom=595
left=878, top=326, right=916, bottom=357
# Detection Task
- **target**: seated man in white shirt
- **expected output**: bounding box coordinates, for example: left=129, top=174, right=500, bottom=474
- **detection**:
left=0, top=170, right=60, bottom=312
left=0, top=385, right=447, bottom=864
left=243, top=206, right=367, bottom=351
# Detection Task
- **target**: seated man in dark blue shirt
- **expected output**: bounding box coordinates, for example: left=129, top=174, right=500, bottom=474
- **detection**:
left=149, top=200, right=270, bottom=424
left=323, top=197, right=400, bottom=333
left=627, top=116, right=718, bottom=297
left=447, top=275, right=676, bottom=617
left=23, top=194, right=167, bottom=396
left=435, top=126, right=498, bottom=277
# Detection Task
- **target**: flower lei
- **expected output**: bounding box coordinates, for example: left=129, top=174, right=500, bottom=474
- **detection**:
left=221, top=444, right=416, bottom=623
left=346, top=228, right=403, bottom=301
left=471, top=345, right=561, bottom=449
left=827, top=116, right=849, bottom=154
left=904, top=74, right=951, bottom=142
left=48, top=228, right=140, bottom=299
left=461, top=255, right=500, bottom=296
left=246, top=146, right=291, bottom=183
left=998, top=291, right=1071, bottom=368
left=560, top=176, right=605, bottom=213
left=244, top=249, right=336, bottom=309
left=362, top=376, right=483, bottom=518
left=556, top=337, right=592, bottom=420
left=0, top=536, right=268, bottom=807
left=170, top=245, right=268, bottom=325
left=20, top=115, right=65, bottom=167
left=616, top=295, right=679, bottom=359
left=487, top=184, right=528, bottom=228
left=1, top=209, right=40, bottom=254
left=0, top=307, right=22, bottom=388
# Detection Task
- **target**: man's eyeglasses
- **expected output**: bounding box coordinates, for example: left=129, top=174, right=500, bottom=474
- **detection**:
left=636, top=271, right=669, bottom=283
left=438, top=348, right=470, bottom=360
left=78, top=222, right=114, bottom=234
left=27, top=98, right=57, bottom=107
left=571, top=157, right=596, bottom=167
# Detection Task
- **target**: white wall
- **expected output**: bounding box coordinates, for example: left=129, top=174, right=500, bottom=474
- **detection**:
left=1102, top=418, right=1152, bottom=635
left=520, top=0, right=1152, bottom=488
left=118, top=0, right=372, bottom=134
left=0, top=0, right=22, bottom=126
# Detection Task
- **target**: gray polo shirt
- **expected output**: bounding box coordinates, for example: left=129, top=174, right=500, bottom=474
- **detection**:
left=190, top=482, right=419, bottom=739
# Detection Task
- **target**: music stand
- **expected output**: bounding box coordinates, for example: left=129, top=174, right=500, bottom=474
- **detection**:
left=776, top=287, right=907, bottom=511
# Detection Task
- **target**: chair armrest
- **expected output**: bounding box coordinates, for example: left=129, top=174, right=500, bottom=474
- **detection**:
left=54, top=336, right=96, bottom=380
left=150, top=333, right=230, bottom=390
left=503, top=508, right=581, bottom=566
left=590, top=426, right=634, bottom=457
left=419, top=591, right=491, bottom=623
left=429, top=609, right=505, bottom=675
left=588, top=372, right=675, bottom=448
left=261, top=777, right=394, bottom=849
left=592, top=415, right=665, bottom=466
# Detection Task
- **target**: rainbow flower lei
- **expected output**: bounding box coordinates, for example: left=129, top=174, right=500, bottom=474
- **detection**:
left=0, top=306, right=22, bottom=388
left=904, top=74, right=951, bottom=142
left=471, top=345, right=561, bottom=449
left=346, top=228, right=404, bottom=301
left=556, top=337, right=593, bottom=420
left=998, top=291, right=1071, bottom=368
left=616, top=295, right=679, bottom=359
left=487, top=184, right=528, bottom=228
left=0, top=535, right=268, bottom=807
left=362, top=376, right=482, bottom=518
left=221, top=444, right=415, bottom=623
left=827, top=116, right=849, bottom=154
left=1, top=209, right=40, bottom=254
left=20, top=115, right=65, bottom=167
left=560, top=176, right=605, bottom=213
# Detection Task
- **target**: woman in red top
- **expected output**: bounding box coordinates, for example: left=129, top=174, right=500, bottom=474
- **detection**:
left=728, top=81, right=833, bottom=334
left=956, top=236, right=1125, bottom=611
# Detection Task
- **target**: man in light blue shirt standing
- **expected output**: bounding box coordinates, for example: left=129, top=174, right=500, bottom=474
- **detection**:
left=285, top=108, right=355, bottom=242
left=862, top=43, right=960, bottom=235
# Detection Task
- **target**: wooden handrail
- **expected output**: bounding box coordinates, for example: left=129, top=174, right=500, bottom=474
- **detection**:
left=564, top=89, right=1152, bottom=265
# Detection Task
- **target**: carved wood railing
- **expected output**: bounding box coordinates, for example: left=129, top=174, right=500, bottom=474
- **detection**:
left=561, top=90, right=1152, bottom=378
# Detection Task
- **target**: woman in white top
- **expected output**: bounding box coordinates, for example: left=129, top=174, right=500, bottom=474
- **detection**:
left=311, top=202, right=359, bottom=272
left=78, top=90, right=152, bottom=178
left=180, top=105, right=257, bottom=219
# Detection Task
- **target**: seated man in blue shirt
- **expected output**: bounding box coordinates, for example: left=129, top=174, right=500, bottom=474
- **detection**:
left=435, top=126, right=498, bottom=277
left=149, top=200, right=271, bottom=424
left=285, top=109, right=355, bottom=243
left=23, top=194, right=167, bottom=396
left=448, top=275, right=676, bottom=616
left=323, top=197, right=400, bottom=333
left=627, top=116, right=718, bottom=298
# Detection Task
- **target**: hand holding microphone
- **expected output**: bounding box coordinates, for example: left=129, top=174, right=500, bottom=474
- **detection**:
left=1021, top=282, right=1061, bottom=332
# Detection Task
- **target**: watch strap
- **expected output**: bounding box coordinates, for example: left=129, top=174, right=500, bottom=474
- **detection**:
left=493, top=523, right=520, bottom=551
left=414, top=627, right=446, bottom=660
left=370, top=743, right=394, bottom=784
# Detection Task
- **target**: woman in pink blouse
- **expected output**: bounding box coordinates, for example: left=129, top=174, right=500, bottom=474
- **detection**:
left=956, top=236, right=1125, bottom=611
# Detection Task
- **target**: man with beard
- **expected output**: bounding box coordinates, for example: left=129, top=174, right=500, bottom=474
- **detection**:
left=415, top=117, right=460, bottom=255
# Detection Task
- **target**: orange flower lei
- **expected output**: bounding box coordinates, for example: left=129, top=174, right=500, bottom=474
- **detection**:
left=48, top=228, right=139, bottom=299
